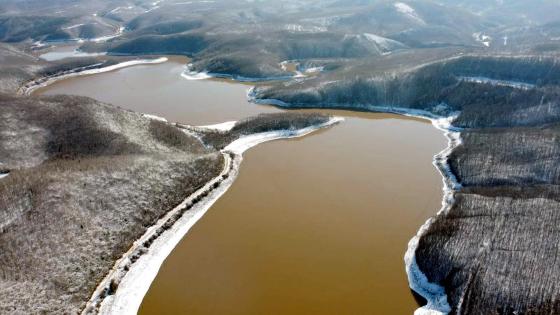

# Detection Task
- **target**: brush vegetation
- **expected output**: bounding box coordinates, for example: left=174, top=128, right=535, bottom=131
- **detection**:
left=0, top=94, right=223, bottom=313
left=0, top=93, right=332, bottom=313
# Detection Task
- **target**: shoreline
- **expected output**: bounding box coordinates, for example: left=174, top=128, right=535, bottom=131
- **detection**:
left=19, top=53, right=454, bottom=313
left=82, top=117, right=343, bottom=315
left=181, top=63, right=300, bottom=82
left=404, top=116, right=462, bottom=315
left=15, top=57, right=343, bottom=313
left=249, top=93, right=463, bottom=315
left=18, top=57, right=168, bottom=96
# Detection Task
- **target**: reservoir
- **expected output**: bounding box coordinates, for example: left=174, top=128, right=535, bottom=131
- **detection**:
left=37, top=56, right=446, bottom=314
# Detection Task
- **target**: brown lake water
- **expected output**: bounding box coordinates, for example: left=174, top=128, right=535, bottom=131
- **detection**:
left=37, top=56, right=446, bottom=314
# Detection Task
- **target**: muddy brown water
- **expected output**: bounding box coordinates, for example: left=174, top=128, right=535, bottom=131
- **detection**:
left=37, top=56, right=446, bottom=314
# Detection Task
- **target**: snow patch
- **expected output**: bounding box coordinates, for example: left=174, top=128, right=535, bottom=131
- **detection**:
left=304, top=66, right=324, bottom=74
left=63, top=23, right=86, bottom=30
left=460, top=76, right=535, bottom=90
left=473, top=32, right=492, bottom=47
left=31, top=41, right=47, bottom=49
left=279, top=60, right=290, bottom=72
left=284, top=24, right=327, bottom=33
left=108, top=7, right=122, bottom=14
left=362, top=33, right=405, bottom=53
left=145, top=1, right=164, bottom=13
left=363, top=33, right=393, bottom=47
left=108, top=6, right=134, bottom=14
left=142, top=114, right=168, bottom=122
left=181, top=64, right=212, bottom=80
left=91, top=26, right=125, bottom=43
left=279, top=60, right=323, bottom=79
left=197, top=121, right=237, bottom=132
left=79, top=57, right=168, bottom=75
left=394, top=2, right=426, bottom=25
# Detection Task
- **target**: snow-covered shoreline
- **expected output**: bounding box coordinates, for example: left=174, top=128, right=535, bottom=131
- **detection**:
left=249, top=92, right=462, bottom=315
left=84, top=153, right=237, bottom=315
left=247, top=86, right=454, bottom=121
left=181, top=63, right=298, bottom=82
left=224, top=116, right=344, bottom=154
left=20, top=57, right=168, bottom=96
left=404, top=116, right=462, bottom=315
left=181, top=64, right=212, bottom=80
left=197, top=120, right=237, bottom=132
left=82, top=117, right=342, bottom=315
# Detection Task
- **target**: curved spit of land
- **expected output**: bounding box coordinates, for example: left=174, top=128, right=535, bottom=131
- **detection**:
left=35, top=55, right=448, bottom=314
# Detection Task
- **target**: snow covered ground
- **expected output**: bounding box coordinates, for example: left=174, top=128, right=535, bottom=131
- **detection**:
left=460, top=76, right=535, bottom=90
left=197, top=121, right=237, bottom=132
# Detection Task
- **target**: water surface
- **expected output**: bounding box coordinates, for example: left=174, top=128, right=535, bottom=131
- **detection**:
left=38, top=44, right=107, bottom=61
left=38, top=56, right=276, bottom=124
left=37, top=56, right=446, bottom=314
